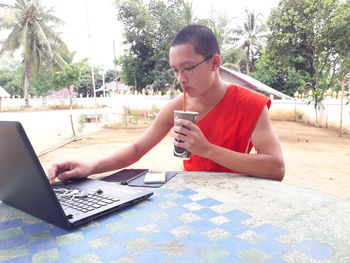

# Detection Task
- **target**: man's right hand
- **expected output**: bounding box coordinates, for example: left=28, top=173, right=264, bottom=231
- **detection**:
left=48, top=160, right=93, bottom=184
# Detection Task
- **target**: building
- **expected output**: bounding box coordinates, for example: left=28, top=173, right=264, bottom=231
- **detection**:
left=96, top=80, right=134, bottom=95
left=0, top=85, right=10, bottom=112
left=219, top=66, right=292, bottom=99
left=46, top=86, right=77, bottom=98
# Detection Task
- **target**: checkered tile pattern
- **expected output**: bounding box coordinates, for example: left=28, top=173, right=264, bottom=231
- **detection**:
left=0, top=188, right=335, bottom=263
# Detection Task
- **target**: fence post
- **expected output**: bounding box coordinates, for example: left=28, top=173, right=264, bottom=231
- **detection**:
left=340, top=79, right=345, bottom=135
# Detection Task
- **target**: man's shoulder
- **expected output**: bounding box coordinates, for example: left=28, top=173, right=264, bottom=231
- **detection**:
left=228, top=84, right=269, bottom=102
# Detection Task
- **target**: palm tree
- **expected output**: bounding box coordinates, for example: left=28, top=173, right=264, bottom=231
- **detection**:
left=0, top=0, right=67, bottom=106
left=233, top=9, right=266, bottom=74
left=180, top=0, right=194, bottom=25
left=199, top=10, right=236, bottom=50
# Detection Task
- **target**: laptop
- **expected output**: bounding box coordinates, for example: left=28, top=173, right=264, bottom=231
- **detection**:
left=0, top=121, right=153, bottom=230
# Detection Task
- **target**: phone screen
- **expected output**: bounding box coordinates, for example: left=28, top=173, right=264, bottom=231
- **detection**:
left=101, top=169, right=148, bottom=183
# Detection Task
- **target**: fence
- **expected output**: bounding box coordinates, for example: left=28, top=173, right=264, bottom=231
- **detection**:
left=270, top=98, right=350, bottom=133
left=1, top=94, right=349, bottom=133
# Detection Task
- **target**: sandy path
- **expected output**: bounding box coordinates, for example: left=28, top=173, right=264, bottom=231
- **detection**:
left=38, top=120, right=350, bottom=200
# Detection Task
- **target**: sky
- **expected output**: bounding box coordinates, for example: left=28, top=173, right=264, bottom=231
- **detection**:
left=1, top=0, right=281, bottom=69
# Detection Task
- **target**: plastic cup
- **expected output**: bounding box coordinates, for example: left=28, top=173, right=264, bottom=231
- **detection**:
left=173, top=110, right=198, bottom=160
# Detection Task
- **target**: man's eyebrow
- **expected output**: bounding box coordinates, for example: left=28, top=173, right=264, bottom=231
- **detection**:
left=170, top=60, right=195, bottom=69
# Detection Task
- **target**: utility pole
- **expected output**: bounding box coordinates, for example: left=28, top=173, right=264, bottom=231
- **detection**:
left=102, top=65, right=106, bottom=97
left=85, top=0, right=98, bottom=122
left=113, top=40, right=118, bottom=93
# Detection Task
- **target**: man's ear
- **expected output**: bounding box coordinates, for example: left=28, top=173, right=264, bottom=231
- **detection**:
left=211, top=54, right=221, bottom=70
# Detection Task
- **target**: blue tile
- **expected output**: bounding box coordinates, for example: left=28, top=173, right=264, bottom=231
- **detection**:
left=22, top=222, right=51, bottom=235
left=171, top=254, right=207, bottom=263
left=0, top=235, right=27, bottom=249
left=177, top=189, right=198, bottom=196
left=180, top=233, right=212, bottom=250
left=96, top=244, right=127, bottom=262
left=2, top=255, right=32, bottom=263
left=155, top=188, right=174, bottom=195
left=155, top=217, right=183, bottom=231
left=223, top=210, right=252, bottom=222
left=147, top=196, right=168, bottom=205
left=255, top=239, right=290, bottom=256
left=132, top=203, right=160, bottom=213
left=122, top=214, right=152, bottom=227
left=197, top=198, right=223, bottom=207
left=217, top=237, right=252, bottom=254
left=147, top=232, right=176, bottom=246
left=262, top=257, right=289, bottom=263
left=0, top=219, right=23, bottom=230
left=82, top=225, right=109, bottom=240
left=187, top=220, right=216, bottom=232
left=294, top=240, right=334, bottom=260
left=112, top=229, right=140, bottom=242
left=164, top=206, right=188, bottom=217
left=219, top=221, right=249, bottom=235
left=194, top=208, right=220, bottom=219
left=134, top=248, right=167, bottom=263
left=253, top=224, right=288, bottom=239
left=217, top=255, right=247, bottom=263
left=27, top=238, right=58, bottom=253
left=172, top=197, right=193, bottom=205
left=98, top=213, right=123, bottom=224
left=49, top=226, right=70, bottom=237
left=57, top=240, right=92, bottom=258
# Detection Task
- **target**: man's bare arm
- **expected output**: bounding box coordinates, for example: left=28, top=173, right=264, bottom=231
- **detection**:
left=173, top=106, right=285, bottom=180
left=48, top=99, right=179, bottom=182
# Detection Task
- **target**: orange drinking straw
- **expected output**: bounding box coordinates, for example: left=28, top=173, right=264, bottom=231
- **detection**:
left=183, top=88, right=187, bottom=112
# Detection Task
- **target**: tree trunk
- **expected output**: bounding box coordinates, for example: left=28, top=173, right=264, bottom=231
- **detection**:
left=23, top=60, right=30, bottom=107
left=246, top=46, right=250, bottom=75
left=68, top=86, right=76, bottom=137
left=339, top=78, right=345, bottom=135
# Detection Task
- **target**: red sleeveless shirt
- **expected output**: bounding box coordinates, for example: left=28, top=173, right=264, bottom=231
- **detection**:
left=183, top=84, right=271, bottom=173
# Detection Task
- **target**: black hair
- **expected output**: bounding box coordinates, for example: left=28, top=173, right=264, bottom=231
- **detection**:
left=171, top=24, right=220, bottom=57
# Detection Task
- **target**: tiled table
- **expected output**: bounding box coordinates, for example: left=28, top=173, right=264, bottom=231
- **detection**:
left=1, top=172, right=349, bottom=263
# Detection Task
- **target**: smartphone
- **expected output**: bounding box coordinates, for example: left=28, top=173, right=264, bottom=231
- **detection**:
left=101, top=169, right=149, bottom=184
left=143, top=172, right=166, bottom=184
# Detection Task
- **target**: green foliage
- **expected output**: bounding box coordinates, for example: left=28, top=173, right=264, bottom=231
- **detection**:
left=296, top=113, right=304, bottom=120
left=0, top=66, right=23, bottom=96
left=0, top=68, right=15, bottom=88
left=232, top=9, right=267, bottom=74
left=29, top=69, right=54, bottom=96
left=115, top=0, right=189, bottom=92
left=198, top=9, right=236, bottom=50
left=105, top=69, right=118, bottom=83
left=0, top=0, right=68, bottom=105
left=78, top=115, right=87, bottom=133
left=221, top=47, right=245, bottom=71
left=265, top=0, right=350, bottom=92
left=252, top=51, right=310, bottom=96
left=52, top=63, right=82, bottom=90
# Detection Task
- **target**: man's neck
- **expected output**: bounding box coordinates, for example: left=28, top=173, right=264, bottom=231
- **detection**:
left=188, top=78, right=229, bottom=120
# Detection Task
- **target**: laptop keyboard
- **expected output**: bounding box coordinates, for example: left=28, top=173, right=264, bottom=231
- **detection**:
left=53, top=186, right=120, bottom=213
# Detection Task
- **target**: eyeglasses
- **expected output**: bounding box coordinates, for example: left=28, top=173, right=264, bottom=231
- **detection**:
left=172, top=55, right=213, bottom=77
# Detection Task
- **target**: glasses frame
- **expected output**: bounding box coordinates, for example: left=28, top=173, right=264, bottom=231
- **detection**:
left=172, top=55, right=213, bottom=77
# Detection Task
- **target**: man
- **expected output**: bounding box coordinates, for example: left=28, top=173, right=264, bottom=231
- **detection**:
left=48, top=25, right=285, bottom=183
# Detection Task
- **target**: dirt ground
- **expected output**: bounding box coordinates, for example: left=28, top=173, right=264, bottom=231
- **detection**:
left=39, top=120, right=350, bottom=201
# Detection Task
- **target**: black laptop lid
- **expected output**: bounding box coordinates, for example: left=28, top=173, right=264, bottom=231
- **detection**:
left=0, top=121, right=71, bottom=229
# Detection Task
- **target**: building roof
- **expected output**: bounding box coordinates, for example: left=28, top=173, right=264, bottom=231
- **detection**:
left=0, top=85, right=10, bottom=97
left=219, top=67, right=293, bottom=99
left=46, top=86, right=77, bottom=98
left=96, top=81, right=133, bottom=92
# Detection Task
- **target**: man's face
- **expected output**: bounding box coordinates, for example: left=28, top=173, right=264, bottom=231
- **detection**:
left=169, top=43, right=214, bottom=97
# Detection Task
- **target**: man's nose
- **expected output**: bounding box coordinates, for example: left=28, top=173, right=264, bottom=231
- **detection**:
left=177, top=72, right=188, bottom=83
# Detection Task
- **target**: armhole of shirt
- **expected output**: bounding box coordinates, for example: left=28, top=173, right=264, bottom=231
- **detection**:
left=244, top=98, right=270, bottom=154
